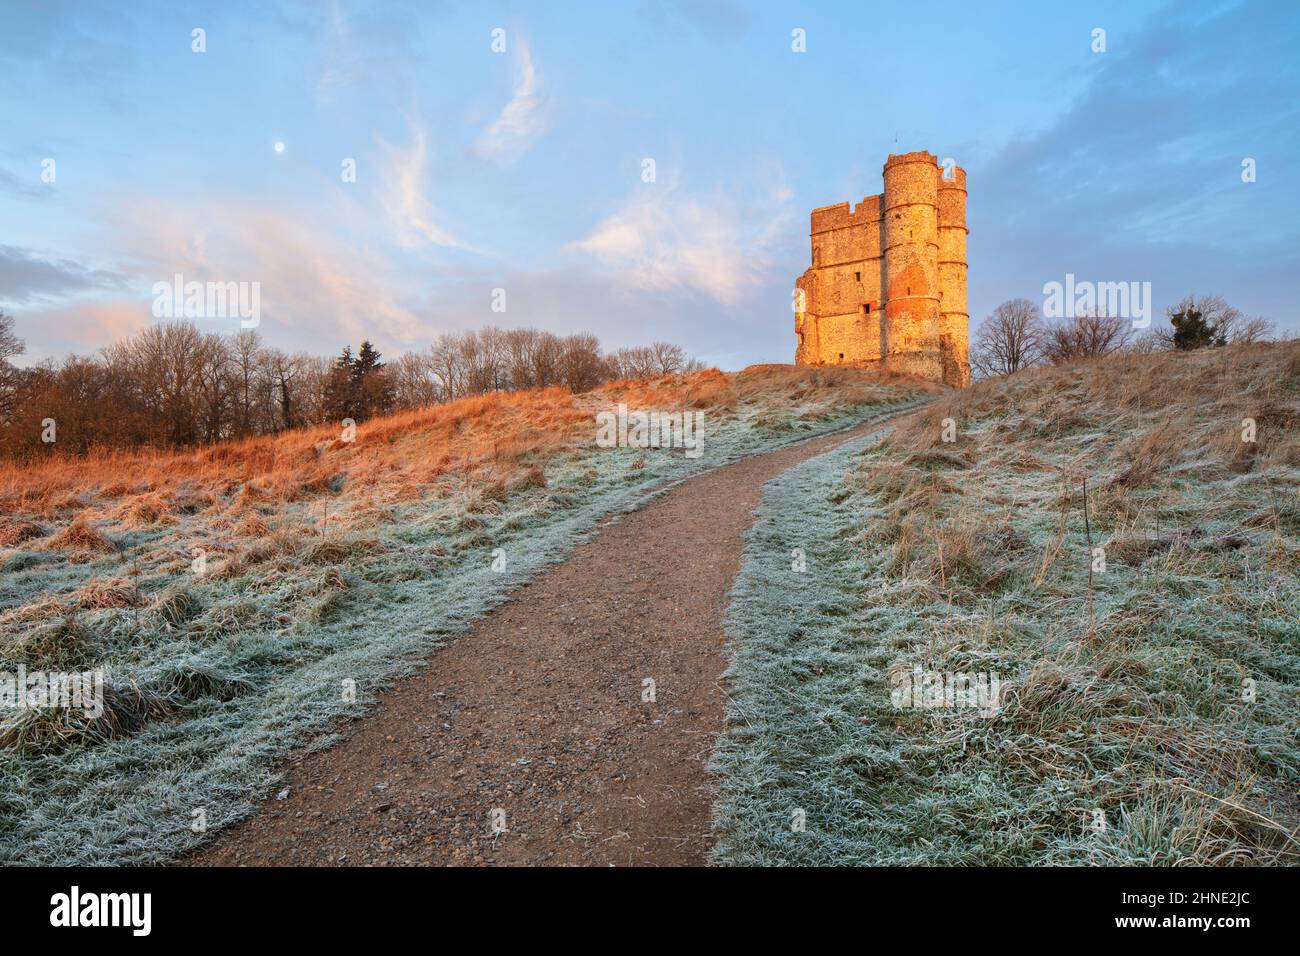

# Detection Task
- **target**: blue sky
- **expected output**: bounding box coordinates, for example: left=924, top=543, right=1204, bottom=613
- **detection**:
left=1, top=0, right=1297, bottom=368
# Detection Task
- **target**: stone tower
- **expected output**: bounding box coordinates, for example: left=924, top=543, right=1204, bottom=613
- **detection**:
left=794, top=150, right=969, bottom=387
left=937, top=164, right=969, bottom=387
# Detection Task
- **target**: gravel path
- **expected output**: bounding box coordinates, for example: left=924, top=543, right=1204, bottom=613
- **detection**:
left=188, top=410, right=905, bottom=866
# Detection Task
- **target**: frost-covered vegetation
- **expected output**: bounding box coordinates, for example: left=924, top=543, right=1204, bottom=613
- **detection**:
left=714, top=342, right=1300, bottom=865
left=0, top=364, right=927, bottom=864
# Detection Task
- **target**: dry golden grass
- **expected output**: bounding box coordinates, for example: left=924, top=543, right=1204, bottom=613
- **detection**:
left=0, top=386, right=585, bottom=523
left=893, top=340, right=1296, bottom=474
left=598, top=366, right=736, bottom=411
left=42, top=516, right=117, bottom=554
left=116, top=492, right=177, bottom=528
left=0, top=363, right=919, bottom=687
left=0, top=364, right=914, bottom=529
left=0, top=596, right=66, bottom=629
left=0, top=518, right=47, bottom=548
left=0, top=362, right=921, bottom=666
left=852, top=340, right=1300, bottom=612
left=71, top=577, right=146, bottom=610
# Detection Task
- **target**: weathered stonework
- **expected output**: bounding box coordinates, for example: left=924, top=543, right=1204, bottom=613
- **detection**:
left=794, top=151, right=970, bottom=387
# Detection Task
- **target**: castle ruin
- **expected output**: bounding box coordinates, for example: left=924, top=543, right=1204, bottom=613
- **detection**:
left=794, top=151, right=970, bottom=387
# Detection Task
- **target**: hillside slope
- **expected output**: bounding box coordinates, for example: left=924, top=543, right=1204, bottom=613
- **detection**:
left=714, top=342, right=1299, bottom=865
left=0, top=364, right=934, bottom=864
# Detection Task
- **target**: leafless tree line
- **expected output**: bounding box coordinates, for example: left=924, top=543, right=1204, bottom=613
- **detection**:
left=388, top=329, right=694, bottom=408
left=0, top=314, right=698, bottom=458
left=970, top=294, right=1277, bottom=380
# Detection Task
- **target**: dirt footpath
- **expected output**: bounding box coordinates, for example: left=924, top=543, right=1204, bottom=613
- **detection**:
left=189, top=411, right=902, bottom=866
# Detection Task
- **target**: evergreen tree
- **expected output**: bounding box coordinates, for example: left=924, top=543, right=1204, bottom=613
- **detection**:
left=324, top=346, right=355, bottom=420
left=354, top=341, right=382, bottom=378
left=352, top=340, right=392, bottom=419
left=1169, top=304, right=1227, bottom=350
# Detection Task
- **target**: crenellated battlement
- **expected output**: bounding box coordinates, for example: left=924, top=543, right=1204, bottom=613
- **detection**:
left=810, top=195, right=883, bottom=233
left=794, top=149, right=969, bottom=387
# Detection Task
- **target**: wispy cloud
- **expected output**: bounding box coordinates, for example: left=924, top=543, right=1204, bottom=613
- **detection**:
left=11, top=298, right=150, bottom=362
left=90, top=197, right=429, bottom=348
left=377, top=124, right=469, bottom=251
left=0, top=244, right=124, bottom=306
left=315, top=0, right=361, bottom=101
left=476, top=34, right=550, bottom=164
left=566, top=163, right=793, bottom=306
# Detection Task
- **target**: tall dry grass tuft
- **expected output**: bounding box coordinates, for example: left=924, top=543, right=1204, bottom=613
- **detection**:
left=0, top=518, right=47, bottom=548
left=72, top=577, right=145, bottom=610
left=42, top=517, right=116, bottom=554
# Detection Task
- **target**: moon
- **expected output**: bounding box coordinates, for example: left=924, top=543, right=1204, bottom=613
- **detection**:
left=273, top=141, right=285, bottom=154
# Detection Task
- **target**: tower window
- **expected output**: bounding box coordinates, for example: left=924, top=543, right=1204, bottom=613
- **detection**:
left=839, top=353, right=844, bottom=362
left=854, top=271, right=861, bottom=282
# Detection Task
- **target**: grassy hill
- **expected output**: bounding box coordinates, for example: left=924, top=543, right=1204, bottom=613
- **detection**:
left=0, top=363, right=932, bottom=864
left=714, top=342, right=1300, bottom=865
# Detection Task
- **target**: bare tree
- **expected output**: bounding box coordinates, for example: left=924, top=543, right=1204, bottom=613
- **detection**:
left=0, top=317, right=699, bottom=458
left=430, top=334, right=463, bottom=402
left=0, top=312, right=24, bottom=422
left=649, top=341, right=686, bottom=375
left=613, top=346, right=657, bottom=379
left=1127, top=330, right=1167, bottom=355
left=477, top=326, right=508, bottom=392
left=503, top=328, right=540, bottom=390
left=456, top=330, right=497, bottom=395
left=389, top=351, right=443, bottom=408
left=6, top=355, right=123, bottom=455
left=0, top=312, right=21, bottom=366
left=228, top=329, right=264, bottom=437
left=970, top=298, right=1045, bottom=378
left=559, top=333, right=606, bottom=392
left=264, top=350, right=306, bottom=430
left=1053, top=313, right=1129, bottom=362
left=192, top=334, right=233, bottom=443
left=1229, top=315, right=1275, bottom=344
left=104, top=322, right=216, bottom=445
left=530, top=331, right=564, bottom=388
left=1042, top=312, right=1133, bottom=364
